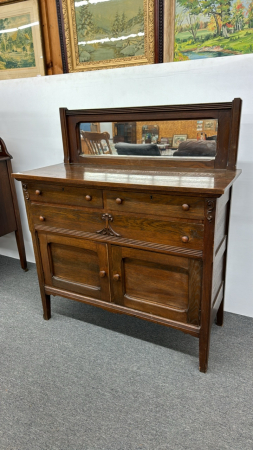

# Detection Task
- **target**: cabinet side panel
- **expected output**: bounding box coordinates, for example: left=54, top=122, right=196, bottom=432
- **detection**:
left=211, top=189, right=231, bottom=322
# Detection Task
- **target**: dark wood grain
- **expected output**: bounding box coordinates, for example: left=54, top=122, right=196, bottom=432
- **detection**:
left=13, top=164, right=241, bottom=196
left=27, top=182, right=103, bottom=208
left=199, top=198, right=217, bottom=373
left=38, top=232, right=110, bottom=301
left=0, top=139, right=27, bottom=270
left=58, top=100, right=242, bottom=167
left=29, top=203, right=204, bottom=250
left=104, top=190, right=204, bottom=219
left=12, top=100, right=242, bottom=372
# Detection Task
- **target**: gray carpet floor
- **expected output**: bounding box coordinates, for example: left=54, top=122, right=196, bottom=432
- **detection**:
left=0, top=254, right=253, bottom=450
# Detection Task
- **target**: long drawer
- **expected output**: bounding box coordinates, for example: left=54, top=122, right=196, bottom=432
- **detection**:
left=30, top=203, right=204, bottom=250
left=26, top=183, right=103, bottom=209
left=104, top=190, right=205, bottom=219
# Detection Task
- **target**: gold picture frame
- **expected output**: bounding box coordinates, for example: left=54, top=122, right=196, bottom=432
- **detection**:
left=0, top=0, right=45, bottom=79
left=59, top=0, right=157, bottom=72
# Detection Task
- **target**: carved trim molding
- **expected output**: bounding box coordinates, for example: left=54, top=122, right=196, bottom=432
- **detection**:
left=22, top=184, right=29, bottom=200
left=55, top=0, right=68, bottom=73
left=206, top=200, right=215, bottom=223
left=34, top=224, right=203, bottom=258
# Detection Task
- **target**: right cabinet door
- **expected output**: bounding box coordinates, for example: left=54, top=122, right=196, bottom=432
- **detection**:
left=111, top=246, right=202, bottom=325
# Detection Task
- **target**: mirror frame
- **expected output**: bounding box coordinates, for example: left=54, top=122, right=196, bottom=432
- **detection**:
left=60, top=99, right=241, bottom=170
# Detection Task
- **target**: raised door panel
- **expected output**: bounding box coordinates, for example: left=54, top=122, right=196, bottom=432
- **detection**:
left=111, top=246, right=202, bottom=325
left=38, top=233, right=110, bottom=301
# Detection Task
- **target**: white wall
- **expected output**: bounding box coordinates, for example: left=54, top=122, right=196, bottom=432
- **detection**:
left=0, top=56, right=252, bottom=317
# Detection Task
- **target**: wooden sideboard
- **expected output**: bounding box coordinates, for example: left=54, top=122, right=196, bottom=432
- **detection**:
left=13, top=100, right=242, bottom=372
left=0, top=138, right=27, bottom=271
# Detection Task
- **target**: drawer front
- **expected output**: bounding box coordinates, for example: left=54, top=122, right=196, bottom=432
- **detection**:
left=30, top=204, right=203, bottom=250
left=109, top=213, right=204, bottom=250
left=104, top=190, right=204, bottom=219
left=30, top=203, right=103, bottom=234
left=27, top=183, right=103, bottom=209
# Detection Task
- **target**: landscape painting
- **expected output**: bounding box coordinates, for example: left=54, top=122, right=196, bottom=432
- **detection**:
left=0, top=0, right=44, bottom=79
left=174, top=0, right=253, bottom=60
left=0, top=13, right=35, bottom=71
left=74, top=0, right=145, bottom=63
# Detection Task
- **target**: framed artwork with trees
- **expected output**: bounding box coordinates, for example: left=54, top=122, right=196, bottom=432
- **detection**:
left=164, top=0, right=253, bottom=62
left=56, top=0, right=163, bottom=73
left=0, top=0, right=45, bottom=79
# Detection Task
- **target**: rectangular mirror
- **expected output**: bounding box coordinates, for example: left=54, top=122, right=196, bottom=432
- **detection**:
left=79, top=119, right=218, bottom=159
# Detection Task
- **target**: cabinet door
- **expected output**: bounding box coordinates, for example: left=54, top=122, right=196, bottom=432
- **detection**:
left=111, top=246, right=202, bottom=325
left=38, top=233, right=110, bottom=301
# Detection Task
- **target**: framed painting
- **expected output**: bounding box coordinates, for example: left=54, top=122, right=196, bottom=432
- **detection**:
left=164, top=0, right=253, bottom=62
left=56, top=0, right=163, bottom=73
left=0, top=0, right=45, bottom=79
left=204, top=120, right=215, bottom=131
left=172, top=134, right=187, bottom=147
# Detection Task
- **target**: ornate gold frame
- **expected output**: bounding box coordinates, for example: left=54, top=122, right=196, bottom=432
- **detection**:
left=60, top=0, right=156, bottom=72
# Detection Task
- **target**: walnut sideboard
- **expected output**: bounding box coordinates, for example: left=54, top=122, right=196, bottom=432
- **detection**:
left=13, top=100, right=242, bottom=372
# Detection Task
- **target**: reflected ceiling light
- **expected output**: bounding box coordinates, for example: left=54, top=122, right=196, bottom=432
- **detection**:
left=75, top=0, right=111, bottom=6
left=78, top=32, right=144, bottom=46
left=0, top=21, right=39, bottom=34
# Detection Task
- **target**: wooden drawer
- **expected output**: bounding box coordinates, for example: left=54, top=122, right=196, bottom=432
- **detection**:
left=104, top=190, right=204, bottom=219
left=27, top=183, right=103, bottom=209
left=30, top=203, right=204, bottom=250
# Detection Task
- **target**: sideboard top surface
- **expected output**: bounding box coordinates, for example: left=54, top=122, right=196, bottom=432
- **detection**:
left=13, top=163, right=241, bottom=196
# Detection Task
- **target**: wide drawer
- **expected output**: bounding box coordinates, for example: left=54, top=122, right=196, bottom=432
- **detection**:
left=26, top=183, right=103, bottom=209
left=30, top=204, right=204, bottom=250
left=104, top=190, right=204, bottom=219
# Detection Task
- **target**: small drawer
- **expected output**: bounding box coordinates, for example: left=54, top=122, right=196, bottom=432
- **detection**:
left=29, top=203, right=103, bottom=234
left=104, top=190, right=204, bottom=219
left=27, top=183, right=103, bottom=209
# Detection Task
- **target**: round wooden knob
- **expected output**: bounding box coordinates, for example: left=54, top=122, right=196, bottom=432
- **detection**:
left=35, top=190, right=41, bottom=195
left=181, top=236, right=189, bottom=243
left=115, top=198, right=122, bottom=205
left=85, top=195, right=92, bottom=201
left=39, top=216, right=45, bottom=222
left=99, top=270, right=106, bottom=278
left=113, top=274, right=120, bottom=281
left=182, top=204, right=190, bottom=211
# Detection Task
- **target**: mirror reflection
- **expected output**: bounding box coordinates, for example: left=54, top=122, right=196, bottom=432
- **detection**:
left=79, top=119, right=218, bottom=159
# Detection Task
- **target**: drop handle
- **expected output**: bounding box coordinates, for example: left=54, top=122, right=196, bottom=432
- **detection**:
left=113, top=274, right=120, bottom=281
left=39, top=216, right=45, bottom=222
left=85, top=195, right=92, bottom=201
left=99, top=270, right=106, bottom=278
left=115, top=198, right=122, bottom=205
left=181, top=236, right=189, bottom=243
left=35, top=190, right=41, bottom=195
left=182, top=204, right=190, bottom=211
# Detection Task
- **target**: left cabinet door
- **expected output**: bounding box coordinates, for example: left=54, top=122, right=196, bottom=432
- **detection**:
left=38, top=232, right=111, bottom=301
